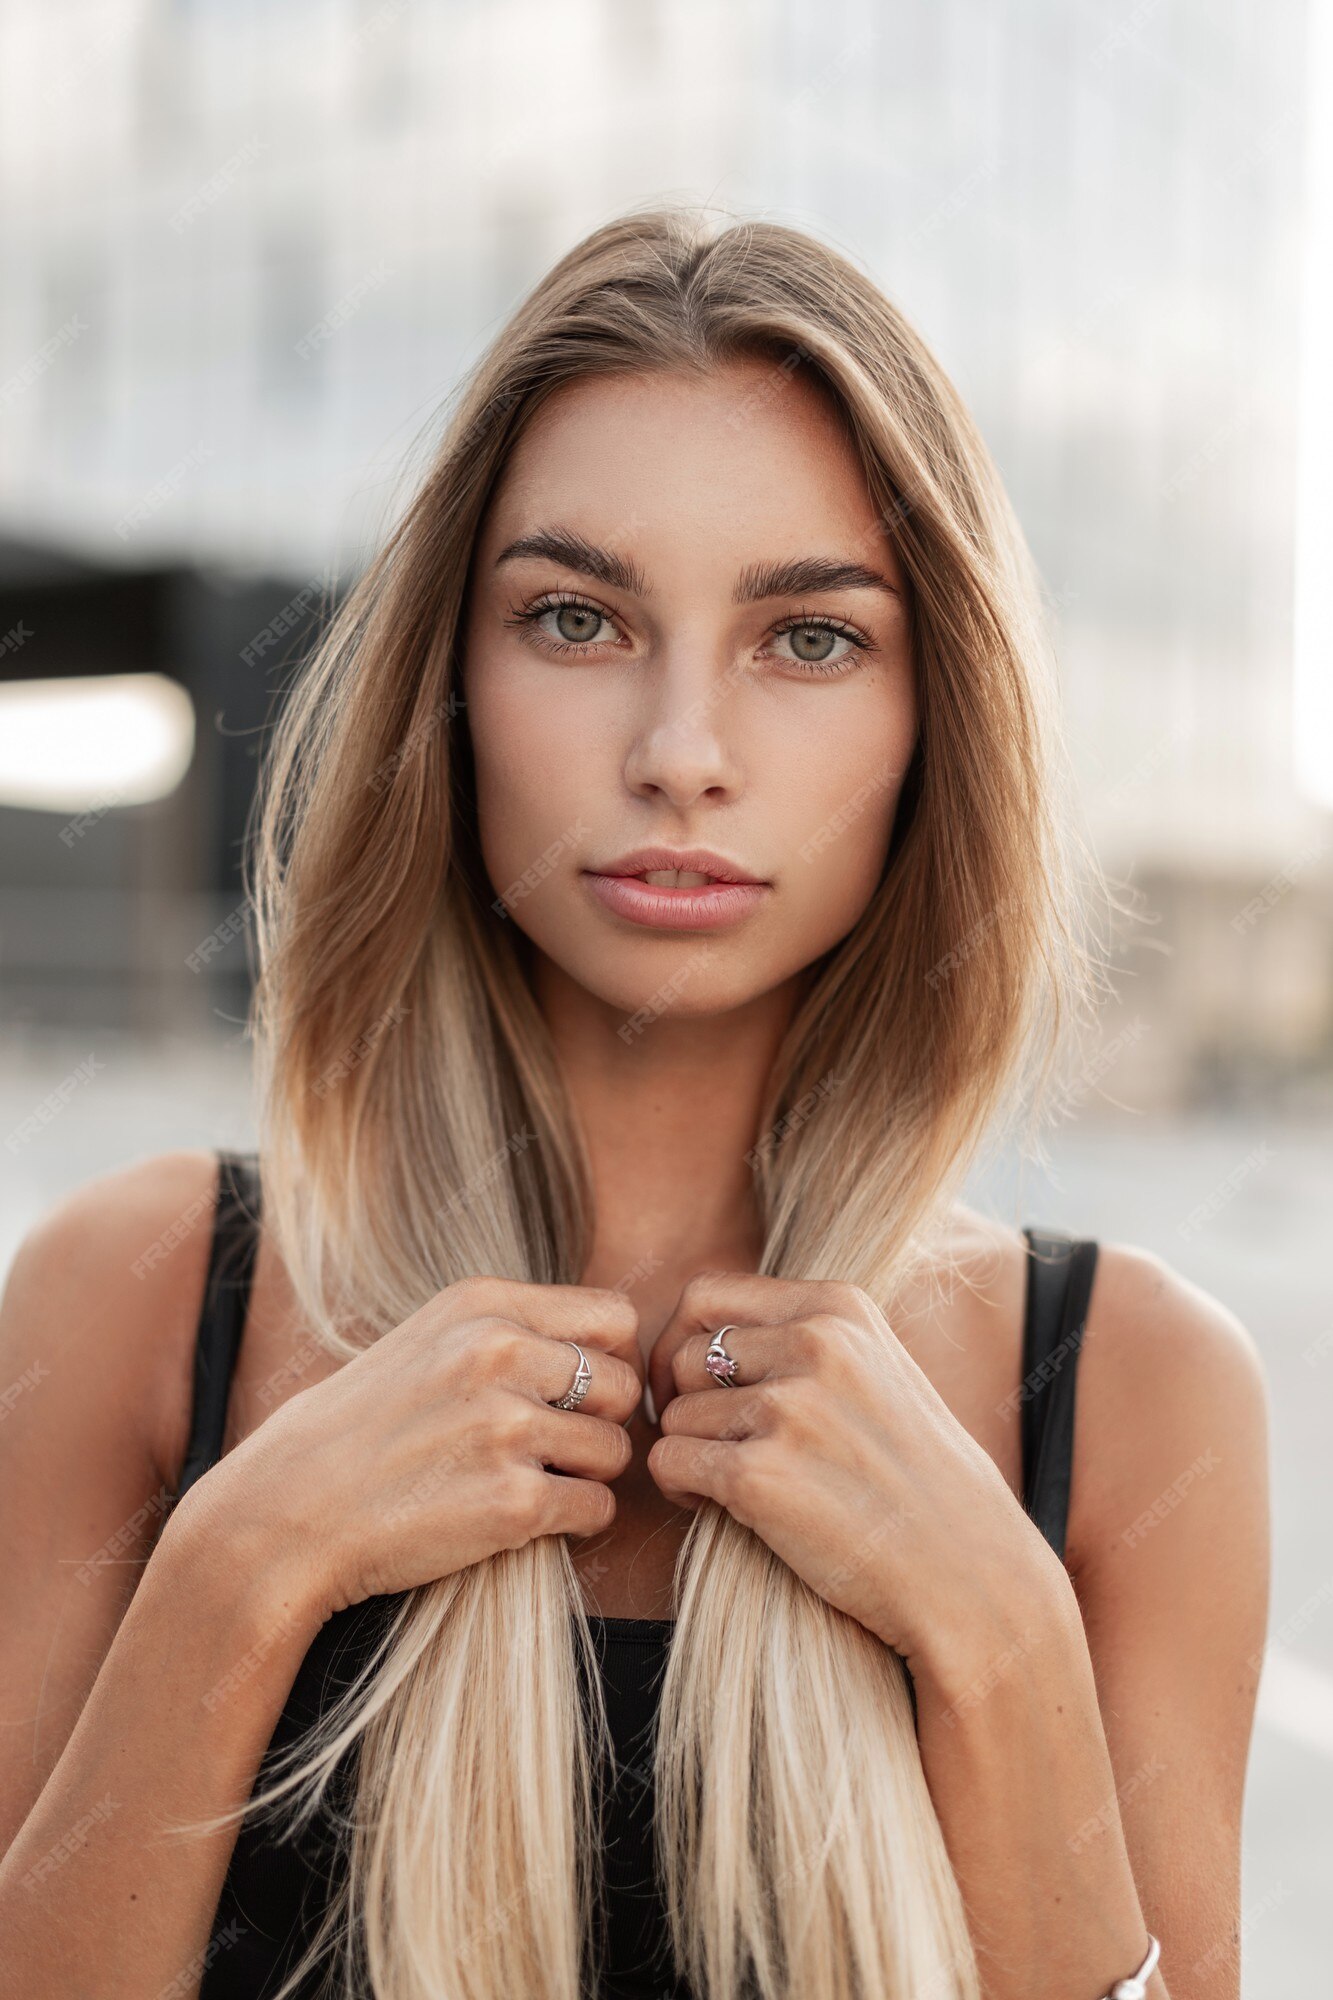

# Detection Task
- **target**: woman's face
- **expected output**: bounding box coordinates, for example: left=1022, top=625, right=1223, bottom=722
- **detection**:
left=460, top=356, right=918, bottom=1023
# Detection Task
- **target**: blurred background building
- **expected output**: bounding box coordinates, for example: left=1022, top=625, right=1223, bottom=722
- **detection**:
left=1, top=0, right=1329, bottom=1101
left=0, top=0, right=1329, bottom=1986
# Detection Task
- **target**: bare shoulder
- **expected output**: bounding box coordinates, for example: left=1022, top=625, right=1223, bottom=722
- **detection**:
left=0, top=1147, right=224, bottom=1493
left=893, top=1204, right=1032, bottom=1491
left=1068, top=1238, right=1270, bottom=1576
left=907, top=1206, right=1270, bottom=1576
left=0, top=1150, right=239, bottom=1848
left=1082, top=1234, right=1268, bottom=1412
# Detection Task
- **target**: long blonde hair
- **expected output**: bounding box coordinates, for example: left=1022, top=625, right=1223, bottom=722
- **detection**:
left=177, top=202, right=1105, bottom=1999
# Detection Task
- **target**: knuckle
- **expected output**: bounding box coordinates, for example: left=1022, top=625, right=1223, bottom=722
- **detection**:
left=781, top=1380, right=824, bottom=1443
left=552, top=1474, right=614, bottom=1541
left=473, top=1317, right=530, bottom=1377
left=453, top=1275, right=513, bottom=1316
left=671, top=1335, right=705, bottom=1389
left=606, top=1377, right=640, bottom=1426
left=806, top=1373, right=835, bottom=1421
left=479, top=1386, right=535, bottom=1453
left=706, top=1439, right=745, bottom=1501
left=564, top=1410, right=631, bottom=1470
left=494, top=1465, right=544, bottom=1543
left=580, top=1351, right=638, bottom=1397
left=652, top=1432, right=687, bottom=1479
left=788, top=1320, right=826, bottom=1368
left=805, top=1309, right=857, bottom=1362
left=594, top=1417, right=634, bottom=1470
left=730, top=1438, right=772, bottom=1500
left=583, top=1481, right=617, bottom=1530
left=829, top=1282, right=872, bottom=1320
left=752, top=1377, right=792, bottom=1429
left=678, top=1272, right=719, bottom=1318
left=657, top=1395, right=683, bottom=1436
left=581, top=1287, right=639, bottom=1332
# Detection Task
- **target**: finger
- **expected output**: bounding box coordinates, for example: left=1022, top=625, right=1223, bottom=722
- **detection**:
left=529, top=1403, right=636, bottom=1482
left=518, top=1330, right=643, bottom=1424
left=647, top=1431, right=746, bottom=1513
left=668, top=1324, right=794, bottom=1400
left=656, top=1384, right=768, bottom=1444
left=450, top=1277, right=641, bottom=1373
left=649, top=1270, right=830, bottom=1418
left=532, top=1466, right=619, bottom=1541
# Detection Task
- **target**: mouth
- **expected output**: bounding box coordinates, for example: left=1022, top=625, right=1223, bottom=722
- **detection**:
left=635, top=868, right=726, bottom=888
left=589, top=847, right=767, bottom=887
left=581, top=849, right=771, bottom=932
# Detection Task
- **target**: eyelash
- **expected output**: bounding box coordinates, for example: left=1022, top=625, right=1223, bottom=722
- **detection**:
left=502, top=590, right=875, bottom=677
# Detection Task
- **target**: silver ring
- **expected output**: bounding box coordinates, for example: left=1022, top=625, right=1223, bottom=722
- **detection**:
left=551, top=1341, right=592, bottom=1410
left=705, top=1324, right=741, bottom=1387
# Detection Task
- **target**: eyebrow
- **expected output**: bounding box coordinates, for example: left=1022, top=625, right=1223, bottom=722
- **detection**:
left=494, top=528, right=900, bottom=602
left=734, top=554, right=901, bottom=602
left=495, top=528, right=648, bottom=597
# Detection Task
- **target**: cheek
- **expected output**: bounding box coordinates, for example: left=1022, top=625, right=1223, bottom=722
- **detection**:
left=777, top=704, right=916, bottom=936
left=466, top=661, right=593, bottom=881
left=788, top=676, right=912, bottom=824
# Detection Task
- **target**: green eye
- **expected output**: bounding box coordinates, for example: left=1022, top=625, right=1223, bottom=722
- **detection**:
left=778, top=624, right=845, bottom=662
left=767, top=618, right=869, bottom=675
left=545, top=602, right=613, bottom=646
left=504, top=591, right=626, bottom=655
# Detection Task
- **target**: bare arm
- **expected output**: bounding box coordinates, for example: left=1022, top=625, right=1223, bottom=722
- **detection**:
left=911, top=1557, right=1169, bottom=1997
left=644, top=1247, right=1269, bottom=2000
left=0, top=1152, right=643, bottom=1999
left=0, top=1154, right=328, bottom=1998
left=909, top=1245, right=1270, bottom=2000
left=0, top=1487, right=325, bottom=1999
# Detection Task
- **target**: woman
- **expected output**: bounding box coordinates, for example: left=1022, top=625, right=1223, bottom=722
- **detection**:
left=0, top=206, right=1269, bottom=2000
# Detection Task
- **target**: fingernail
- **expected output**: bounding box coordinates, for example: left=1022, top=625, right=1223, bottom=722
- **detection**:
left=644, top=1382, right=658, bottom=1425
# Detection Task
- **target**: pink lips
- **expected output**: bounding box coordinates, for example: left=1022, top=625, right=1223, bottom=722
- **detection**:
left=581, top=846, right=771, bottom=932
left=583, top=873, right=770, bottom=931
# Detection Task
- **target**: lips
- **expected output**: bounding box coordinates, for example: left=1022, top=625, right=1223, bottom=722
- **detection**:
left=581, top=858, right=771, bottom=933
left=637, top=868, right=717, bottom=887
left=590, top=846, right=765, bottom=887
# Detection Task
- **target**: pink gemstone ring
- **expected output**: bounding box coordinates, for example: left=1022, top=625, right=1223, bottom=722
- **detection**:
left=704, top=1324, right=741, bottom=1387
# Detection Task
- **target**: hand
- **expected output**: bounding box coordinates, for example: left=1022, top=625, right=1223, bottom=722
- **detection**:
left=645, top=1272, right=1066, bottom=1681
left=181, top=1277, right=644, bottom=1627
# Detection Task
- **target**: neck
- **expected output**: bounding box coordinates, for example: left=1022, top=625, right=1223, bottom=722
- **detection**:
left=532, top=952, right=805, bottom=1292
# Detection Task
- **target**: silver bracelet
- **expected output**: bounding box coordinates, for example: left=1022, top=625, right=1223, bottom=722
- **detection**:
left=1103, top=1932, right=1160, bottom=1999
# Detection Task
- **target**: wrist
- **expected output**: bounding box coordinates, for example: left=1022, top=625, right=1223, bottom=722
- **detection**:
left=158, top=1460, right=329, bottom=1658
left=905, top=1541, right=1083, bottom=1715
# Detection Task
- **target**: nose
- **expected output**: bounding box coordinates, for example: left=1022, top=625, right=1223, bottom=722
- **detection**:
left=621, top=647, right=745, bottom=810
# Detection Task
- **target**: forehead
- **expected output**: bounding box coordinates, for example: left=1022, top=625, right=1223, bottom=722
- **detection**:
left=477, top=358, right=901, bottom=589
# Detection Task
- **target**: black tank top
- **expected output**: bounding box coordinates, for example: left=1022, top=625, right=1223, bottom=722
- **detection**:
left=173, top=1149, right=1098, bottom=2000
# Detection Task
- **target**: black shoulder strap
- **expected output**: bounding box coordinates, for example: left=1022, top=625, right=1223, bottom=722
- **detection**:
left=175, top=1149, right=263, bottom=1502
left=1019, top=1226, right=1099, bottom=1563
